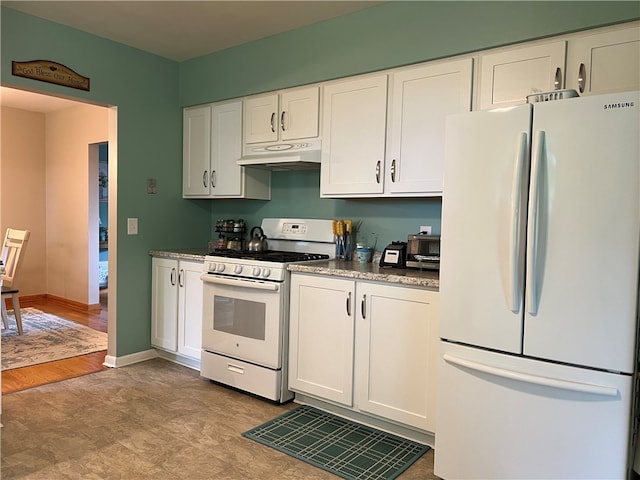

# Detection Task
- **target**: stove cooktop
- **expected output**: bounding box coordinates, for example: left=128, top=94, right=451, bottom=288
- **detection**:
left=208, top=249, right=329, bottom=263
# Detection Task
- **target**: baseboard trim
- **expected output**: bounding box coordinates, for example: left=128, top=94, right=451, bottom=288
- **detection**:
left=155, top=349, right=201, bottom=371
left=12, top=294, right=100, bottom=312
left=4, top=294, right=46, bottom=310
left=46, top=294, right=101, bottom=311
left=103, top=349, right=158, bottom=368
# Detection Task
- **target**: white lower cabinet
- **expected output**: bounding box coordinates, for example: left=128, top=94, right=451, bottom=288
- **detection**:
left=288, top=274, right=355, bottom=405
left=151, top=258, right=203, bottom=364
left=288, top=273, right=439, bottom=433
left=355, top=282, right=439, bottom=432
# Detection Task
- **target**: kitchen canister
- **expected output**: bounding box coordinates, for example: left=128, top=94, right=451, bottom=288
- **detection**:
left=355, top=246, right=373, bottom=263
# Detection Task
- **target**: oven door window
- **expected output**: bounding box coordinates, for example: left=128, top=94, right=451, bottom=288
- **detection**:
left=202, top=279, right=285, bottom=369
left=214, top=297, right=265, bottom=340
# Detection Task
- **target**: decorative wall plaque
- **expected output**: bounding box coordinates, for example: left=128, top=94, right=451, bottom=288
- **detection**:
left=12, top=60, right=90, bottom=91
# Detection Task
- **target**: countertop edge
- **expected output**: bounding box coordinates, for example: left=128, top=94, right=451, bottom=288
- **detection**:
left=288, top=261, right=439, bottom=290
left=149, top=249, right=208, bottom=262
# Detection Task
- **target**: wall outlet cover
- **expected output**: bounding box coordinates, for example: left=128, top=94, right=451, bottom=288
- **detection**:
left=419, top=225, right=432, bottom=235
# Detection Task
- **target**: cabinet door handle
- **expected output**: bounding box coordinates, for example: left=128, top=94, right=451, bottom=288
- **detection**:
left=391, top=159, right=397, bottom=183
left=346, top=292, right=351, bottom=316
left=375, top=161, right=381, bottom=184
left=270, top=112, right=276, bottom=133
left=170, top=268, right=176, bottom=286
left=178, top=269, right=184, bottom=287
left=211, top=170, right=216, bottom=188
left=361, top=294, right=367, bottom=319
left=577, top=62, right=586, bottom=94
left=280, top=111, right=286, bottom=132
left=202, top=170, right=208, bottom=188
left=554, top=67, right=562, bottom=90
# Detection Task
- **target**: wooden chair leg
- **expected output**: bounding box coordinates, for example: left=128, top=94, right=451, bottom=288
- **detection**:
left=1, top=297, right=8, bottom=330
left=12, top=294, right=23, bottom=335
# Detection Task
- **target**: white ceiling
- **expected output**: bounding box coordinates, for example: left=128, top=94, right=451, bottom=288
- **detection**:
left=1, top=1, right=381, bottom=112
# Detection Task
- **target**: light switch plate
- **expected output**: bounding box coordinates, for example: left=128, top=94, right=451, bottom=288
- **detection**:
left=127, top=218, right=138, bottom=235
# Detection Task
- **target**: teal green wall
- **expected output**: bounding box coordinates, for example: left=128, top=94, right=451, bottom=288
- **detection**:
left=2, top=2, right=638, bottom=357
left=206, top=170, right=443, bottom=247
left=180, top=1, right=639, bottom=249
left=1, top=7, right=210, bottom=356
left=180, top=1, right=640, bottom=104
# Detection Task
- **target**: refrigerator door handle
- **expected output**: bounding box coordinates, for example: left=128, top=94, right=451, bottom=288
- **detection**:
left=507, top=132, right=528, bottom=313
left=526, top=130, right=545, bottom=315
left=443, top=354, right=619, bottom=397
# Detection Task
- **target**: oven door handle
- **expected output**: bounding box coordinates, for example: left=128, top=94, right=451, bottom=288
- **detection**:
left=200, top=273, right=280, bottom=291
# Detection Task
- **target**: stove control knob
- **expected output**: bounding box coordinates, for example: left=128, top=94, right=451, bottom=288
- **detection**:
left=234, top=265, right=243, bottom=274
left=216, top=263, right=226, bottom=273
left=262, top=268, right=271, bottom=278
left=252, top=267, right=261, bottom=277
left=208, top=262, right=217, bottom=272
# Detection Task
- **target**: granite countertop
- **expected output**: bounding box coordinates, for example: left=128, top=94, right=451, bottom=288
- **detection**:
left=288, top=260, right=439, bottom=290
left=149, top=249, right=439, bottom=290
left=149, top=248, right=209, bottom=262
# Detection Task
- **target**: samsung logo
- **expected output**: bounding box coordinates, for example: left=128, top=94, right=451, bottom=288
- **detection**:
left=603, top=101, right=635, bottom=110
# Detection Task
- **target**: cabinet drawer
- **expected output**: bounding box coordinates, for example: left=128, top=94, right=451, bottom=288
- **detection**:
left=201, top=350, right=281, bottom=401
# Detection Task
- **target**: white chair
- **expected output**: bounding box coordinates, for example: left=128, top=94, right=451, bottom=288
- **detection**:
left=1, top=229, right=31, bottom=335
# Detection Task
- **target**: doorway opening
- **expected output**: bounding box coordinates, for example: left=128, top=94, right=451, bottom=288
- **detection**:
left=0, top=86, right=117, bottom=393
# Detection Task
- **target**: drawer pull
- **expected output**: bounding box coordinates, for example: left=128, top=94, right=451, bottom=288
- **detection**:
left=227, top=364, right=245, bottom=375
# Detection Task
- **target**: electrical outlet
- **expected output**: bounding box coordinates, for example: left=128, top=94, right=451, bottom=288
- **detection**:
left=419, top=225, right=432, bottom=235
left=127, top=218, right=138, bottom=235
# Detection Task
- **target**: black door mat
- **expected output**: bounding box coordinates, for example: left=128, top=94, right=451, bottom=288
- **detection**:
left=243, top=405, right=431, bottom=480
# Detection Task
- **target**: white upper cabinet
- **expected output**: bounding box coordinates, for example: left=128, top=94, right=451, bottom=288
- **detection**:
left=280, top=87, right=320, bottom=141
left=321, top=58, right=473, bottom=198
left=183, top=101, right=270, bottom=199
left=243, top=86, right=320, bottom=145
left=566, top=22, right=640, bottom=96
left=386, top=59, right=473, bottom=195
left=210, top=101, right=242, bottom=197
left=477, top=22, right=639, bottom=110
left=210, top=101, right=270, bottom=198
left=182, top=105, right=211, bottom=196
left=320, top=74, right=389, bottom=197
left=478, top=41, right=567, bottom=110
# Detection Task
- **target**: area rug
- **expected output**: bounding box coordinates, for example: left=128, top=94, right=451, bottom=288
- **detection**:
left=243, top=405, right=430, bottom=480
left=1, top=308, right=107, bottom=371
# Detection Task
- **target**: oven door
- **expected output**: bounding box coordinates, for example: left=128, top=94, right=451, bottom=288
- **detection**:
left=201, top=273, right=285, bottom=369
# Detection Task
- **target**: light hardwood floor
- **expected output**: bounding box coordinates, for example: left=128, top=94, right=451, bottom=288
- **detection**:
left=1, top=290, right=109, bottom=395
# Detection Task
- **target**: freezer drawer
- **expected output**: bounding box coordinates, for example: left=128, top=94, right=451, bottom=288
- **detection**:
left=435, top=342, right=633, bottom=479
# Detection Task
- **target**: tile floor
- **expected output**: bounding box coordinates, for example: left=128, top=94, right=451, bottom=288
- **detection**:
left=1, top=358, right=438, bottom=479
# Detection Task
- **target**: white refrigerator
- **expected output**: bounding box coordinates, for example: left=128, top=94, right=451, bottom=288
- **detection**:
left=435, top=91, right=640, bottom=479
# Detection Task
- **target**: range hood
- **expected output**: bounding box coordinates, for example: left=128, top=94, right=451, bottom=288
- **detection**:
left=237, top=140, right=321, bottom=171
